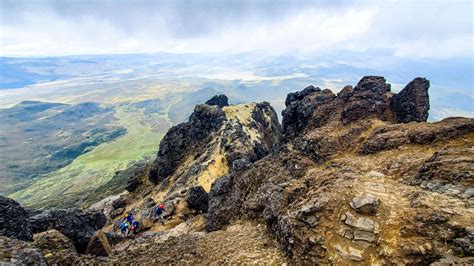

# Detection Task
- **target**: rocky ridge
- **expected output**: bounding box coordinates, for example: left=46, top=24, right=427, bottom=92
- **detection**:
left=1, top=76, right=473, bottom=265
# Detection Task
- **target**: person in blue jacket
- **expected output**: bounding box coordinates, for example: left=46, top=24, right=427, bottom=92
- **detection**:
left=119, top=221, right=130, bottom=237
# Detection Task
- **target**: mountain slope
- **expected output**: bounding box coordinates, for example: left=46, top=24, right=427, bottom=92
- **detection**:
left=1, top=76, right=473, bottom=265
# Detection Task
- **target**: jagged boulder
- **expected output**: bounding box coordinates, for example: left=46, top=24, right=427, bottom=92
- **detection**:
left=205, top=94, right=229, bottom=107
left=285, top=85, right=321, bottom=106
left=29, top=208, right=107, bottom=253
left=282, top=76, right=392, bottom=138
left=0, top=196, right=32, bottom=241
left=33, top=229, right=75, bottom=251
left=85, top=230, right=112, bottom=257
left=33, top=229, right=78, bottom=263
left=341, top=76, right=391, bottom=124
left=282, top=85, right=332, bottom=138
left=391, top=77, right=430, bottom=123
left=186, top=186, right=209, bottom=212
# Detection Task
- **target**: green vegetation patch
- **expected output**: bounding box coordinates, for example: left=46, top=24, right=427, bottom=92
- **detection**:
left=9, top=105, right=170, bottom=209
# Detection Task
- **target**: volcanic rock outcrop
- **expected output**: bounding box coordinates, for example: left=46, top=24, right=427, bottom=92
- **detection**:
left=206, top=76, right=474, bottom=264
left=186, top=186, right=209, bottom=213
left=0, top=195, right=32, bottom=241
left=29, top=208, right=107, bottom=253
left=391, top=77, right=430, bottom=123
left=205, top=94, right=229, bottom=107
left=143, top=97, right=282, bottom=201
left=282, top=75, right=430, bottom=139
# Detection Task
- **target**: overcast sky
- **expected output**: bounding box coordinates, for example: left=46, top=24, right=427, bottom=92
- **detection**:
left=0, top=0, right=472, bottom=58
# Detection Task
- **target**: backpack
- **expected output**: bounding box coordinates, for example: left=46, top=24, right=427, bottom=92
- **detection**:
left=154, top=206, right=163, bottom=215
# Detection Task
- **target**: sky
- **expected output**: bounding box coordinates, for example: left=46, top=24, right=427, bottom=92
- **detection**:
left=0, top=0, right=472, bottom=59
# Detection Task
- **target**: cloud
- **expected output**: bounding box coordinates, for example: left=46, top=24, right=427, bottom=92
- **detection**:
left=0, top=0, right=472, bottom=58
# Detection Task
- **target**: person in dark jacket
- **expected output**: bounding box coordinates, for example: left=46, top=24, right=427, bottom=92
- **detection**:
left=153, top=204, right=165, bottom=225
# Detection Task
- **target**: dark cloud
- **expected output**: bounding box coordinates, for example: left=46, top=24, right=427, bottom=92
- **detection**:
left=1, top=0, right=354, bottom=38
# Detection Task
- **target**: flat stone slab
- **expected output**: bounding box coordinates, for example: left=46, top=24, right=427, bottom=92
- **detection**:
left=350, top=194, right=379, bottom=215
left=353, top=229, right=376, bottom=243
left=343, top=212, right=379, bottom=233
left=335, top=244, right=363, bottom=261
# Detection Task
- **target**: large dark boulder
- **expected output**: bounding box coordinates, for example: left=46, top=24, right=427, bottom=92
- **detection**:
left=341, top=76, right=391, bottom=124
left=29, top=208, right=106, bottom=253
left=285, top=85, right=321, bottom=106
left=0, top=196, right=32, bottom=241
left=186, top=186, right=209, bottom=213
left=391, top=77, right=430, bottom=123
left=206, top=175, right=234, bottom=231
left=205, top=94, right=229, bottom=107
left=282, top=86, right=337, bottom=138
left=125, top=176, right=141, bottom=192
left=85, top=230, right=112, bottom=257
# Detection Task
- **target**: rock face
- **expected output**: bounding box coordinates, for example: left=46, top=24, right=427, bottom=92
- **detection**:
left=186, top=186, right=209, bottom=212
left=29, top=208, right=107, bottom=253
left=391, top=77, right=430, bottom=123
left=205, top=94, right=229, bottom=107
left=125, top=176, right=141, bottom=192
left=111, top=197, right=126, bottom=210
left=32, top=229, right=84, bottom=264
left=0, top=196, right=32, bottom=241
left=413, top=145, right=474, bottom=198
left=149, top=104, right=226, bottom=183
left=359, top=117, right=474, bottom=154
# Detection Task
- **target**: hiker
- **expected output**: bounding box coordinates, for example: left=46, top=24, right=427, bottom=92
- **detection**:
left=121, top=212, right=134, bottom=224
left=153, top=204, right=165, bottom=225
left=119, top=221, right=130, bottom=237
left=130, top=220, right=141, bottom=235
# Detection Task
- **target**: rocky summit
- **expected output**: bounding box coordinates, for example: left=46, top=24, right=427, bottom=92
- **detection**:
left=1, top=76, right=473, bottom=265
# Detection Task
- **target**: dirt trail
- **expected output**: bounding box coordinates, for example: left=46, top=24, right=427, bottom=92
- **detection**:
left=109, top=219, right=287, bottom=265
left=197, top=223, right=286, bottom=264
